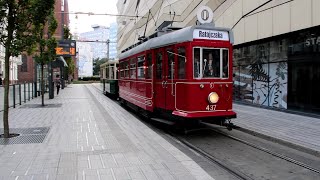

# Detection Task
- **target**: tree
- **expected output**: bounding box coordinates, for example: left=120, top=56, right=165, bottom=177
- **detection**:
left=93, top=58, right=107, bottom=76
left=0, top=0, right=56, bottom=138
left=33, top=12, right=57, bottom=106
left=65, top=57, right=75, bottom=78
left=63, top=26, right=75, bottom=79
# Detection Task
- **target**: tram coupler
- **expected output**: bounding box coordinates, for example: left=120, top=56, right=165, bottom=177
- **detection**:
left=223, top=119, right=234, bottom=131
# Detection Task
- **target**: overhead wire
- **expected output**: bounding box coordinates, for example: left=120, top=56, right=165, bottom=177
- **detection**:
left=56, top=11, right=143, bottom=18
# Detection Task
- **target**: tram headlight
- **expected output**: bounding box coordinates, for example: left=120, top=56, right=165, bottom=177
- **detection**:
left=208, top=92, right=219, bottom=104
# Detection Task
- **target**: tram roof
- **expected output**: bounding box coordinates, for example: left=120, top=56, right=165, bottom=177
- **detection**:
left=119, top=24, right=234, bottom=60
left=100, top=59, right=119, bottom=68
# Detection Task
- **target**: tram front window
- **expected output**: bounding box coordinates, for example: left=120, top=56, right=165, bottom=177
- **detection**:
left=203, top=49, right=220, bottom=78
left=194, top=48, right=201, bottom=78
left=193, top=48, right=227, bottom=79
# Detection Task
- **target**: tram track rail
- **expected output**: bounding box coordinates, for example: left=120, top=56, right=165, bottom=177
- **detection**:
left=199, top=122, right=320, bottom=175
left=91, top=84, right=320, bottom=179
left=164, top=131, right=254, bottom=180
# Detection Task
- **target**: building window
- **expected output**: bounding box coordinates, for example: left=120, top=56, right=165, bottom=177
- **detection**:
left=21, top=54, right=28, bottom=72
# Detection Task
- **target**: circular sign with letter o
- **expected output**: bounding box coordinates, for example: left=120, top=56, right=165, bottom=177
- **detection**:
left=197, top=6, right=213, bottom=24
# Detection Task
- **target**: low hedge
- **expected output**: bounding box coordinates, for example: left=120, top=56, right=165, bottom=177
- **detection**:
left=79, top=76, right=100, bottom=81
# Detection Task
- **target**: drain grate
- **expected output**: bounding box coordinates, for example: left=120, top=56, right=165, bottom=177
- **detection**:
left=20, top=104, right=62, bottom=109
left=0, top=127, right=50, bottom=145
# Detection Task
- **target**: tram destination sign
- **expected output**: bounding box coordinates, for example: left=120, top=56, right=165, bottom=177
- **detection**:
left=55, top=40, right=76, bottom=57
left=193, top=29, right=229, bottom=41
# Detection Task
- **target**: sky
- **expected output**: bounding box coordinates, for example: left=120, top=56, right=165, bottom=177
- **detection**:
left=68, top=0, right=118, bottom=34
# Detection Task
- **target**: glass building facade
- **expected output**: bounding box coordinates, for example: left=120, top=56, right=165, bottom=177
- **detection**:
left=109, top=22, right=118, bottom=59
left=233, top=25, right=320, bottom=114
left=80, top=25, right=109, bottom=60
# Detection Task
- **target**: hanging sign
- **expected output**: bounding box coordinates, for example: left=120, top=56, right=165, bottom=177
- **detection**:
left=197, top=6, right=214, bottom=24
left=55, top=40, right=76, bottom=57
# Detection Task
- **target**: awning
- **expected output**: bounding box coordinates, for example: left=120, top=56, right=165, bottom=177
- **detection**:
left=59, top=56, right=68, bottom=67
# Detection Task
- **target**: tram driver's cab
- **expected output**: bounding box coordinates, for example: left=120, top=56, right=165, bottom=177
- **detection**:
left=193, top=47, right=229, bottom=79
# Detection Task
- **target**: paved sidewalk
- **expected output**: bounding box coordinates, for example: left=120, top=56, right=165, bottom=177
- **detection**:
left=0, top=84, right=216, bottom=180
left=94, top=82, right=320, bottom=156
left=233, top=103, right=320, bottom=155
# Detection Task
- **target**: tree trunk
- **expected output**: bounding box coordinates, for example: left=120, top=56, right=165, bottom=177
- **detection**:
left=41, top=63, right=45, bottom=106
left=3, top=48, right=11, bottom=138
left=2, top=1, right=14, bottom=138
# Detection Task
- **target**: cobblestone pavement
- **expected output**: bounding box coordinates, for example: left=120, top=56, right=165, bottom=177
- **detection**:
left=233, top=103, right=320, bottom=154
left=0, top=84, right=215, bottom=180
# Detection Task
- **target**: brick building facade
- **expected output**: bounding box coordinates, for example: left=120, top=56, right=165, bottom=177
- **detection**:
left=18, top=0, right=77, bottom=83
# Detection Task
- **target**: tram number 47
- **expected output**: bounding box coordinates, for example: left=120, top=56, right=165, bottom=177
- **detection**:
left=206, top=105, right=216, bottom=111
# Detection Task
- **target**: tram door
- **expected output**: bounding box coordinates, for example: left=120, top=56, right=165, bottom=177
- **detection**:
left=164, top=47, right=176, bottom=110
left=154, top=49, right=166, bottom=109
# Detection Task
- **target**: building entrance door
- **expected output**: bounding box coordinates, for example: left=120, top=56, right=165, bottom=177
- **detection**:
left=288, top=59, right=320, bottom=113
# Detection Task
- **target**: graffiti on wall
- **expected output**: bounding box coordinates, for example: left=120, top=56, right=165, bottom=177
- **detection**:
left=233, top=41, right=288, bottom=109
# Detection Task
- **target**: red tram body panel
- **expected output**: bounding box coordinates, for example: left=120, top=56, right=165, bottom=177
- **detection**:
left=118, top=25, right=236, bottom=122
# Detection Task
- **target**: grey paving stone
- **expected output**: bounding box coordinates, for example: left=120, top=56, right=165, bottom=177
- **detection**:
left=0, top=84, right=217, bottom=180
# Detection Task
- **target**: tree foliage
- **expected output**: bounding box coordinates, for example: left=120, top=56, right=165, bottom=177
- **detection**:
left=63, top=26, right=75, bottom=77
left=93, top=58, right=107, bottom=76
left=0, top=0, right=56, bottom=138
left=33, top=11, right=58, bottom=106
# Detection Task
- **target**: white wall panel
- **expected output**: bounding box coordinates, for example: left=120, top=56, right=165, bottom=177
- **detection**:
left=258, top=9, right=272, bottom=39
left=291, top=0, right=312, bottom=32
left=243, top=0, right=259, bottom=15
left=312, top=0, right=320, bottom=26
left=232, top=0, right=243, bottom=26
left=223, top=6, right=233, bottom=29
left=215, top=16, right=224, bottom=27
left=244, top=14, right=257, bottom=43
left=233, top=19, right=245, bottom=45
left=272, top=2, right=290, bottom=36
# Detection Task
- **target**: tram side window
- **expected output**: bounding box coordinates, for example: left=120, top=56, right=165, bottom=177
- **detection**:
left=156, top=52, right=163, bottom=79
left=203, top=49, right=220, bottom=78
left=137, top=56, right=145, bottom=79
left=119, top=63, right=122, bottom=78
left=167, top=49, right=174, bottom=79
left=110, top=65, right=114, bottom=79
left=146, top=53, right=152, bottom=79
left=120, top=62, right=124, bottom=78
left=178, top=47, right=186, bottom=79
left=222, top=49, right=229, bottom=78
left=125, top=61, right=129, bottom=78
left=116, top=63, right=119, bottom=79
left=194, top=48, right=201, bottom=78
left=106, top=65, right=109, bottom=79
left=130, top=58, right=136, bottom=79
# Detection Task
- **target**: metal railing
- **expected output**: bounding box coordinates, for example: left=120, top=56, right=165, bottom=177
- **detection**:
left=0, top=82, right=36, bottom=112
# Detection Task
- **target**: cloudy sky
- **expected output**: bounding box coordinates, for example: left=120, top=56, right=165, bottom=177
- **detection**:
left=68, top=0, right=118, bottom=34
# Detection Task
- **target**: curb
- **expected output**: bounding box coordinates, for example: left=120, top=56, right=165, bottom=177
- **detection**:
left=235, top=126, right=320, bottom=158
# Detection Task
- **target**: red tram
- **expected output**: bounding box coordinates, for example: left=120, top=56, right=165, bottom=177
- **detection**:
left=118, top=24, right=236, bottom=126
